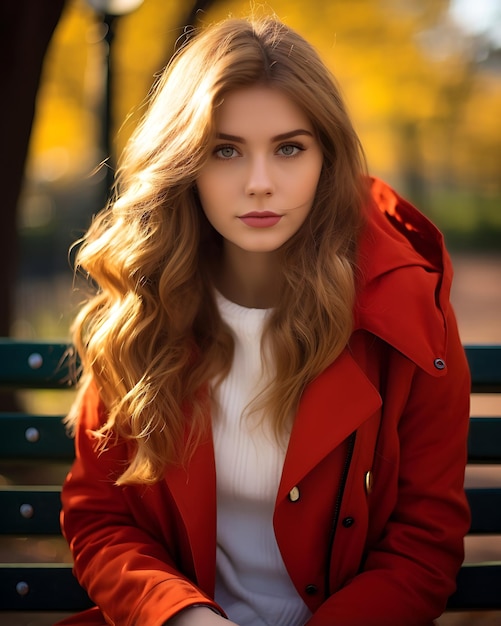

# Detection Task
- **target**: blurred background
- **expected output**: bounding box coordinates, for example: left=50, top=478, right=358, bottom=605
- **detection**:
left=1, top=1, right=500, bottom=623
left=3, top=0, right=500, bottom=343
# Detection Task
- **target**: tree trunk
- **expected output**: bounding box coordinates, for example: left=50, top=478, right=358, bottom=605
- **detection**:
left=0, top=0, right=66, bottom=408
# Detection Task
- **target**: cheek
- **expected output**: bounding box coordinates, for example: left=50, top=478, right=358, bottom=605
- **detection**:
left=196, top=164, right=233, bottom=195
left=296, top=151, right=322, bottom=186
left=195, top=184, right=229, bottom=233
left=294, top=162, right=322, bottom=202
left=196, top=175, right=220, bottom=214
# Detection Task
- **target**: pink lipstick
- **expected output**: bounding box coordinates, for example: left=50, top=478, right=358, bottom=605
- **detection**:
left=239, top=211, right=282, bottom=228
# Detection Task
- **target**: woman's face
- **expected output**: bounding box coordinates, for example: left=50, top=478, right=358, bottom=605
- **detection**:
left=196, top=86, right=323, bottom=256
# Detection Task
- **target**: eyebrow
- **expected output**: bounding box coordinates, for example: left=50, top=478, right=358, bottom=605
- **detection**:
left=215, top=129, right=314, bottom=143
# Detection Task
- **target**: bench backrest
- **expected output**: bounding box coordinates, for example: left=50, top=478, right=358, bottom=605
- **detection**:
left=0, top=339, right=500, bottom=614
left=0, top=339, right=90, bottom=612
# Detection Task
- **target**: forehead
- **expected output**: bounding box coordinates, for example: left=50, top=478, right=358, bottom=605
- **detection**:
left=214, top=86, right=313, bottom=135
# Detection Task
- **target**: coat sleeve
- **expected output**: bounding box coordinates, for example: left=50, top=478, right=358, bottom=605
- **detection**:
left=308, top=309, right=471, bottom=626
left=60, top=383, right=222, bottom=626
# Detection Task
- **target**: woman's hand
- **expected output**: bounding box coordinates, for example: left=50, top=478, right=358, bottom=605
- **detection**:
left=167, top=606, right=239, bottom=625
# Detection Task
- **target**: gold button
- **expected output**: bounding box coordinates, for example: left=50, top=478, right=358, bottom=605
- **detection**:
left=289, top=486, right=300, bottom=502
left=365, top=470, right=373, bottom=495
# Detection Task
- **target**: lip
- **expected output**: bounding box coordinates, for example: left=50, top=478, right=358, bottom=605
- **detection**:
left=238, top=211, right=282, bottom=228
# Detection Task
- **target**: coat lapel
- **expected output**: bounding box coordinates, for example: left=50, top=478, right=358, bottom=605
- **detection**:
left=163, top=432, right=217, bottom=593
left=163, top=349, right=382, bottom=588
left=277, top=348, right=382, bottom=501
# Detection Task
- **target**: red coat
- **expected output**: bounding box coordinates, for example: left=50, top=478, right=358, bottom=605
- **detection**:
left=58, top=179, right=471, bottom=626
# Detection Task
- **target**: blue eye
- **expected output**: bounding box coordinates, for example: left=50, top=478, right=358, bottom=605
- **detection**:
left=278, top=144, right=303, bottom=157
left=215, top=146, right=237, bottom=159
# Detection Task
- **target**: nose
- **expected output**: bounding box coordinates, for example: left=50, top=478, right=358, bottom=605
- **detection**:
left=245, top=156, right=274, bottom=196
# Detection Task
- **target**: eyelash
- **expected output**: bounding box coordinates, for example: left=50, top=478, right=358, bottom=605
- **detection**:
left=213, top=143, right=306, bottom=160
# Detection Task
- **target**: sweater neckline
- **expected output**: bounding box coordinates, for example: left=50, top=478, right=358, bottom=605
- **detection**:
left=214, top=289, right=272, bottom=341
left=214, top=289, right=272, bottom=315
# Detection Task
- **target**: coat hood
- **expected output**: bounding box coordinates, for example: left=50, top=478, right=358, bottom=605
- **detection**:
left=355, top=178, right=453, bottom=377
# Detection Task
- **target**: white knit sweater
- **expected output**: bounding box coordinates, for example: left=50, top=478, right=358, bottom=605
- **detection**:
left=212, top=291, right=311, bottom=626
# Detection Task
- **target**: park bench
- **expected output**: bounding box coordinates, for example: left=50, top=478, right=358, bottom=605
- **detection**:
left=0, top=338, right=500, bottom=620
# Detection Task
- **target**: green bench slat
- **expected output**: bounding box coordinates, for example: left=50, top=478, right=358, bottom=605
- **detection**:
left=0, top=414, right=74, bottom=460
left=0, top=564, right=92, bottom=611
left=2, top=415, right=500, bottom=464
left=466, top=487, right=501, bottom=534
left=2, top=563, right=498, bottom=613
left=0, top=487, right=62, bottom=534
left=447, top=562, right=501, bottom=610
left=0, top=486, right=497, bottom=537
left=0, top=343, right=496, bottom=391
left=0, top=339, right=76, bottom=389
left=465, top=345, right=501, bottom=393
left=467, top=416, right=501, bottom=463
left=2, top=565, right=493, bottom=612
left=2, top=414, right=494, bottom=465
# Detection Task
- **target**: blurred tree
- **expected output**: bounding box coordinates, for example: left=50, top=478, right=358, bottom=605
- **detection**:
left=0, top=0, right=65, bottom=335
left=3, top=0, right=220, bottom=345
left=29, top=0, right=501, bottom=197
left=87, top=0, right=219, bottom=196
left=12, top=0, right=501, bottom=338
left=0, top=0, right=66, bottom=408
left=95, top=0, right=220, bottom=178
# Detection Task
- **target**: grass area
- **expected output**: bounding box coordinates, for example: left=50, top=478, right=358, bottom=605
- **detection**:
left=422, top=188, right=501, bottom=252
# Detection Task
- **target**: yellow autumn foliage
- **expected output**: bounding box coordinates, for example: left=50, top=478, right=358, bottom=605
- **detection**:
left=27, top=0, right=501, bottom=198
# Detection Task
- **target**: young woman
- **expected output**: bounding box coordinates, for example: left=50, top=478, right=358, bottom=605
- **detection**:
left=58, top=15, right=471, bottom=626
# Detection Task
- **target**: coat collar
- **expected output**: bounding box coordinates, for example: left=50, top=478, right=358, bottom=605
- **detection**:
left=355, top=178, right=452, bottom=377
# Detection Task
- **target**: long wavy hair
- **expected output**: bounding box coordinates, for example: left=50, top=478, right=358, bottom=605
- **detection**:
left=67, top=15, right=369, bottom=484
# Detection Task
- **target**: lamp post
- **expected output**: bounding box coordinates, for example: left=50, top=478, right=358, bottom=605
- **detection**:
left=85, top=0, right=143, bottom=198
